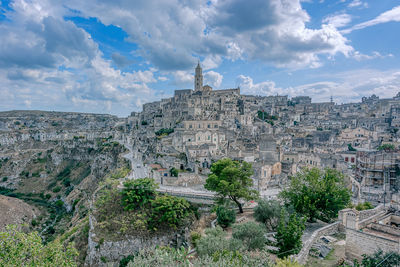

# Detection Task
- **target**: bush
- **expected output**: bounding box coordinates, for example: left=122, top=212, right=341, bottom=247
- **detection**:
left=125, top=247, right=272, bottom=267
left=196, top=227, right=240, bottom=257
left=0, top=225, right=78, bottom=266
left=190, top=231, right=201, bottom=247
left=254, top=199, right=282, bottom=231
left=355, top=202, right=374, bottom=211
left=170, top=167, right=179, bottom=177
left=216, top=205, right=236, bottom=228
left=121, top=178, right=158, bottom=210
left=149, top=195, right=191, bottom=230
left=232, top=222, right=266, bottom=251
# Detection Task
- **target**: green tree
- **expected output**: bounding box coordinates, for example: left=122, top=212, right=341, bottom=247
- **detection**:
left=149, top=195, right=191, bottom=230
left=276, top=209, right=306, bottom=258
left=205, top=158, right=259, bottom=213
left=359, top=250, right=400, bottom=267
left=216, top=205, right=236, bottom=228
left=275, top=258, right=304, bottom=267
left=0, top=225, right=78, bottom=266
left=121, top=178, right=158, bottom=210
left=377, top=144, right=396, bottom=151
left=170, top=167, right=179, bottom=177
left=232, top=222, right=267, bottom=251
left=254, top=199, right=282, bottom=231
left=280, top=168, right=350, bottom=222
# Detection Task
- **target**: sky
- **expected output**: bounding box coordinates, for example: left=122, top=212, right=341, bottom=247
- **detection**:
left=0, top=0, right=399, bottom=117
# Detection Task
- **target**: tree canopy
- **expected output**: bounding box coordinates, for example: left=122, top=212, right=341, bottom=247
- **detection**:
left=121, top=178, right=158, bottom=210
left=276, top=209, right=306, bottom=258
left=254, top=199, right=282, bottom=231
left=0, top=225, right=78, bottom=266
left=205, top=158, right=259, bottom=213
left=280, top=168, right=350, bottom=222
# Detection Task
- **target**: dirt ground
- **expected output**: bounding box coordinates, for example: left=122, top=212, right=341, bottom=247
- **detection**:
left=0, top=195, right=39, bottom=231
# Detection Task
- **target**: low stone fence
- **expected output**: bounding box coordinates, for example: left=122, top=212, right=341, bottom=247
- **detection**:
left=295, top=221, right=341, bottom=265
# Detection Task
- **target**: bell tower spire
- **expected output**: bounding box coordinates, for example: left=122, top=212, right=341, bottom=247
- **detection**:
left=194, top=61, right=203, bottom=91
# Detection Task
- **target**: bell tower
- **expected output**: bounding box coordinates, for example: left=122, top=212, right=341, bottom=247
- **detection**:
left=194, top=61, right=203, bottom=91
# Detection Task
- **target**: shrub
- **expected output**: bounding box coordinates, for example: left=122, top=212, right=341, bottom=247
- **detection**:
left=170, top=167, right=179, bottom=177
left=196, top=227, right=239, bottom=257
left=148, top=195, right=191, bottom=230
left=216, top=205, right=236, bottom=228
left=121, top=178, right=158, bottom=210
left=232, top=222, right=266, bottom=251
left=254, top=199, right=282, bottom=231
left=52, top=186, right=61, bottom=193
left=190, top=231, right=201, bottom=247
left=355, top=201, right=374, bottom=211
left=0, top=225, right=78, bottom=266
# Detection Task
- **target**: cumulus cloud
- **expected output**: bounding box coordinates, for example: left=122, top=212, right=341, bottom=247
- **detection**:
left=342, top=5, right=400, bottom=33
left=111, top=53, right=132, bottom=68
left=64, top=0, right=353, bottom=69
left=204, top=71, right=223, bottom=88
left=236, top=75, right=283, bottom=96
left=0, top=0, right=159, bottom=116
left=236, top=69, right=400, bottom=104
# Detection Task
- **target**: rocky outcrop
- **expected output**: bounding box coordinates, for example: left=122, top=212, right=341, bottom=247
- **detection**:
left=86, top=213, right=189, bottom=266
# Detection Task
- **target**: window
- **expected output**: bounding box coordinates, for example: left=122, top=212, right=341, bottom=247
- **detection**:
left=208, top=136, right=211, bottom=140
left=189, top=124, right=192, bottom=128
left=208, top=124, right=210, bottom=128
left=345, top=157, right=348, bottom=162
left=264, top=171, right=267, bottom=177
left=351, top=158, right=355, bottom=163
left=214, top=125, right=218, bottom=128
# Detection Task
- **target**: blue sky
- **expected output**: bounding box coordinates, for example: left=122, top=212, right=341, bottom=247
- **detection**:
left=0, top=0, right=399, bottom=116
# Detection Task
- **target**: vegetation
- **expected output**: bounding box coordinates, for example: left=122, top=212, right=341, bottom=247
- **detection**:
left=216, top=205, right=236, bottom=228
left=355, top=201, right=374, bottom=211
left=155, top=128, right=174, bottom=136
left=348, top=250, right=400, bottom=267
left=196, top=227, right=240, bottom=257
left=280, top=168, right=350, bottom=222
left=149, top=195, right=192, bottom=230
left=232, top=222, right=267, bottom=251
left=276, top=209, right=306, bottom=258
left=254, top=199, right=282, bottom=231
left=121, top=178, right=158, bottom=210
left=205, top=158, right=259, bottom=213
left=377, top=143, right=396, bottom=151
left=0, top=225, right=78, bottom=266
left=170, top=167, right=179, bottom=177
left=126, top=246, right=271, bottom=267
left=348, top=144, right=357, bottom=151
left=275, top=258, right=304, bottom=267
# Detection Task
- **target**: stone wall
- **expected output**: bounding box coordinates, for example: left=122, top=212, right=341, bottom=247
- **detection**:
left=295, top=221, right=341, bottom=265
left=345, top=228, right=399, bottom=260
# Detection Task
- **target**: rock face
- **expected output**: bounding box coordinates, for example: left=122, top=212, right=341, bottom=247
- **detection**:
left=86, top=214, right=189, bottom=266
left=0, top=195, right=39, bottom=230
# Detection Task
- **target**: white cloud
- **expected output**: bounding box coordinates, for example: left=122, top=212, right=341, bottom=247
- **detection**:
left=353, top=51, right=393, bottom=61
left=236, top=75, right=283, bottom=96
left=236, top=69, right=400, bottom=103
left=342, top=5, right=400, bottom=33
left=171, top=71, right=193, bottom=87
left=64, top=0, right=353, bottom=69
left=323, top=13, right=352, bottom=28
left=204, top=71, right=223, bottom=88
left=348, top=0, right=368, bottom=8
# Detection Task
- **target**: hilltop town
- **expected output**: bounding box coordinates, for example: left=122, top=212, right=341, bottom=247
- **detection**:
left=2, top=64, right=400, bottom=266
